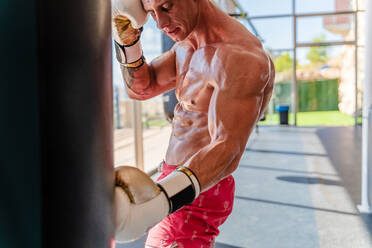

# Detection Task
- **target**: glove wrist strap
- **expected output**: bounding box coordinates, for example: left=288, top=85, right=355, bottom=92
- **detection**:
left=157, top=166, right=201, bottom=214
left=114, top=39, right=143, bottom=65
left=122, top=56, right=145, bottom=68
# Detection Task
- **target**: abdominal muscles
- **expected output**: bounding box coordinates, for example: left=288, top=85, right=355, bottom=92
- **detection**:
left=165, top=103, right=210, bottom=166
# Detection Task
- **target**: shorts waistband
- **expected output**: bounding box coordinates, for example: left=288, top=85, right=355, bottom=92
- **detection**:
left=158, top=160, right=177, bottom=174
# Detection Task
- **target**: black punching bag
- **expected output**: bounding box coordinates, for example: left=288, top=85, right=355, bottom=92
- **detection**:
left=38, top=0, right=114, bottom=247
left=0, top=1, right=41, bottom=247
left=162, top=34, right=179, bottom=122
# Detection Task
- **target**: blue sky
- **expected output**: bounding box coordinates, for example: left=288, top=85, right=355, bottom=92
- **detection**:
left=113, top=0, right=354, bottom=86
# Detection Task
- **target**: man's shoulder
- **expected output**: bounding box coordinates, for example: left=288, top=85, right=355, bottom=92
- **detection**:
left=183, top=42, right=262, bottom=66
left=209, top=43, right=269, bottom=75
left=217, top=42, right=266, bottom=61
left=203, top=43, right=272, bottom=94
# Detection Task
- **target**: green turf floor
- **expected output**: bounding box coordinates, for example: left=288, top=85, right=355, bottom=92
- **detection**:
left=259, top=111, right=361, bottom=126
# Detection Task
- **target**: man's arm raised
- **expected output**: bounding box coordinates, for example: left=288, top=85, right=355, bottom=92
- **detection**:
left=118, top=47, right=177, bottom=100
left=112, top=0, right=177, bottom=100
left=184, top=47, right=275, bottom=191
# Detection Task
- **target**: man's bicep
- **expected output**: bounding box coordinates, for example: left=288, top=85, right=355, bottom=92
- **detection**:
left=149, top=49, right=177, bottom=88
left=209, top=88, right=263, bottom=143
left=203, top=89, right=263, bottom=180
left=208, top=49, right=272, bottom=139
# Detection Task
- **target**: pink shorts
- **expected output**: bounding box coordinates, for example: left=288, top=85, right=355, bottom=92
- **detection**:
left=145, top=162, right=235, bottom=248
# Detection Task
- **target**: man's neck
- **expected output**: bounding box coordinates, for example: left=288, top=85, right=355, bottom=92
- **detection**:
left=185, top=0, right=228, bottom=49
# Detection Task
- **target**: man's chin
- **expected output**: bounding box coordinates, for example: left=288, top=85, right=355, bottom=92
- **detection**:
left=165, top=33, right=183, bottom=42
left=170, top=36, right=182, bottom=42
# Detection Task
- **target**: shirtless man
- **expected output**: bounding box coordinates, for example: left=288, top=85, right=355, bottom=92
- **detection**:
left=112, top=0, right=274, bottom=247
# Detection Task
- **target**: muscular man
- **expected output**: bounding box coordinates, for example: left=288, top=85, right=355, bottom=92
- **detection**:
left=112, top=0, right=275, bottom=247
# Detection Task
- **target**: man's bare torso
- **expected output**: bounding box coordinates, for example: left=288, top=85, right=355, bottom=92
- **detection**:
left=165, top=32, right=274, bottom=166
left=120, top=0, right=275, bottom=188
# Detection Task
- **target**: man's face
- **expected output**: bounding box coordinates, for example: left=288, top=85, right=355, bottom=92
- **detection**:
left=142, top=0, right=199, bottom=42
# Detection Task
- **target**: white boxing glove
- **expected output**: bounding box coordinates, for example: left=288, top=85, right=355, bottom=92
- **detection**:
left=112, top=0, right=149, bottom=66
left=112, top=0, right=148, bottom=29
left=114, top=166, right=201, bottom=243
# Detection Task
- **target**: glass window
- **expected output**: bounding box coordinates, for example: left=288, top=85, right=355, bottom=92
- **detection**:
left=142, top=18, right=162, bottom=61
left=113, top=17, right=165, bottom=172
left=295, top=45, right=357, bottom=126
left=141, top=97, right=172, bottom=173
left=297, top=14, right=355, bottom=44
left=241, top=0, right=292, bottom=16
left=258, top=51, right=295, bottom=126
left=247, top=17, right=293, bottom=50
left=296, top=0, right=353, bottom=14
left=113, top=85, right=136, bottom=167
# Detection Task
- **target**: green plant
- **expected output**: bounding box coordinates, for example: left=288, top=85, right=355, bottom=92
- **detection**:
left=306, top=34, right=329, bottom=65
left=274, top=52, right=293, bottom=72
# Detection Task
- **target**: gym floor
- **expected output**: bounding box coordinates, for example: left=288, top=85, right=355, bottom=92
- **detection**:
left=117, top=125, right=372, bottom=248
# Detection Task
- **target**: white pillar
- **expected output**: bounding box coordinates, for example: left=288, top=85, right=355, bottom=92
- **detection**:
left=132, top=100, right=144, bottom=171
left=358, top=0, right=372, bottom=213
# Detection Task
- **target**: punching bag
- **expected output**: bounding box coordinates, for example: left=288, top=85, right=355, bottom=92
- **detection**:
left=2, top=0, right=114, bottom=247
left=0, top=1, right=41, bottom=247
left=38, top=0, right=114, bottom=247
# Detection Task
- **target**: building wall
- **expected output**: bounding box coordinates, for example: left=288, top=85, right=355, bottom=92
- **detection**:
left=336, top=0, right=365, bottom=115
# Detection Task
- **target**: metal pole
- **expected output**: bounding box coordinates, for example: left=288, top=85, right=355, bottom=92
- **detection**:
left=355, top=10, right=359, bottom=126
left=297, top=41, right=356, bottom=47
left=358, top=0, right=372, bottom=214
left=133, top=101, right=145, bottom=171
left=292, top=0, right=298, bottom=126
left=224, top=0, right=236, bottom=13
left=115, top=85, right=122, bottom=129
left=240, top=10, right=359, bottom=20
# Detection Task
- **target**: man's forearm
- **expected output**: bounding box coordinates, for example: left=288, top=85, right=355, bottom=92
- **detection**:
left=120, top=62, right=151, bottom=96
left=121, top=63, right=142, bottom=89
left=114, top=39, right=152, bottom=97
